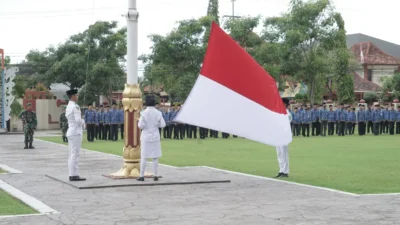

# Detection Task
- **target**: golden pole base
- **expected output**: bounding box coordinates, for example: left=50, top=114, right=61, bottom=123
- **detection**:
left=109, top=84, right=147, bottom=178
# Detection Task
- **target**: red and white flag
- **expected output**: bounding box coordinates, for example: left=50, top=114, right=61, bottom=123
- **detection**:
left=174, top=22, right=292, bottom=146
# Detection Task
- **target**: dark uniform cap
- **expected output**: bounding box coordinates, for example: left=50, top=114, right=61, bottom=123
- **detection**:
left=26, top=102, right=32, bottom=106
left=66, top=89, right=78, bottom=96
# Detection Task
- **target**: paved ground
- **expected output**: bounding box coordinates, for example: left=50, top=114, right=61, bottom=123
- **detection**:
left=0, top=134, right=399, bottom=225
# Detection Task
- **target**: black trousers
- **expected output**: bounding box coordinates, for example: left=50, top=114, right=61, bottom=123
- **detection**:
left=293, top=124, right=300, bottom=136
left=86, top=124, right=95, bottom=141
left=380, top=121, right=385, bottom=134
left=373, top=122, right=380, bottom=136
left=120, top=123, right=124, bottom=139
left=199, top=127, right=206, bottom=139
left=184, top=124, right=190, bottom=138
left=335, top=122, right=339, bottom=134
left=188, top=125, right=197, bottom=138
left=312, top=122, right=320, bottom=136
left=302, top=124, right=310, bottom=137
left=358, top=122, right=366, bottom=135
left=104, top=124, right=111, bottom=140
left=163, top=125, right=170, bottom=138
left=396, top=122, right=400, bottom=134
left=339, top=121, right=346, bottom=136
left=174, top=124, right=184, bottom=139
left=110, top=124, right=119, bottom=141
left=320, top=121, right=328, bottom=136
left=389, top=121, right=395, bottom=135
left=367, top=121, right=373, bottom=133
left=222, top=132, right=229, bottom=138
left=328, top=122, right=335, bottom=135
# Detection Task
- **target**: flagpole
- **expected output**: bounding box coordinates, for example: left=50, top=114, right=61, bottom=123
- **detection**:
left=110, top=0, right=143, bottom=178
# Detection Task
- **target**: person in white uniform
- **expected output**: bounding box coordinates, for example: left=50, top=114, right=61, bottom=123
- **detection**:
left=65, top=89, right=86, bottom=182
left=275, top=98, right=291, bottom=178
left=137, top=95, right=166, bottom=182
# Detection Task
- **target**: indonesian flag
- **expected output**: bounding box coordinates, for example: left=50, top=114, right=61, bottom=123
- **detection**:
left=174, top=22, right=292, bottom=147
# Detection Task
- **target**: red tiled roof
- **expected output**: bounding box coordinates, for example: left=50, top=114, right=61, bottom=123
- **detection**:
left=353, top=72, right=381, bottom=92
left=351, top=42, right=400, bottom=65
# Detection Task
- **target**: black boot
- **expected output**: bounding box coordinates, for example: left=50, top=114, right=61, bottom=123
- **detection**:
left=24, top=143, right=28, bottom=149
left=136, top=177, right=144, bottom=181
left=28, top=143, right=35, bottom=149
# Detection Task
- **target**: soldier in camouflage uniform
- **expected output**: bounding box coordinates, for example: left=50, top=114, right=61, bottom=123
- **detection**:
left=18, top=102, right=38, bottom=149
left=59, top=106, right=68, bottom=142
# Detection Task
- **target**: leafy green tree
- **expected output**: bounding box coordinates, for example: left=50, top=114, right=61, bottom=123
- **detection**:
left=140, top=17, right=214, bottom=102
left=26, top=21, right=126, bottom=105
left=263, top=0, right=351, bottom=104
left=363, top=91, right=379, bottom=104
left=381, top=72, right=400, bottom=99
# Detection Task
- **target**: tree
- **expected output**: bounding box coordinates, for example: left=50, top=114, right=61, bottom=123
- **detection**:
left=263, top=0, right=351, bottom=104
left=381, top=72, right=400, bottom=100
left=26, top=21, right=127, bottom=105
left=4, top=56, right=11, bottom=66
left=140, top=16, right=214, bottom=102
left=363, top=91, right=378, bottom=104
left=203, top=0, right=220, bottom=45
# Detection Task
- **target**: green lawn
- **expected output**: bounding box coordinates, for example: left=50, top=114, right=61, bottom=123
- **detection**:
left=38, top=133, right=400, bottom=194
left=0, top=190, right=37, bottom=216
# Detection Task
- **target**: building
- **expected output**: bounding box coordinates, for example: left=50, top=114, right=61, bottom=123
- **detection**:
left=348, top=34, right=400, bottom=100
left=281, top=33, right=400, bottom=101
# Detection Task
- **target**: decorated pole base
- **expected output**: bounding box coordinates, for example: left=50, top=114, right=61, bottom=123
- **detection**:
left=109, top=84, right=145, bottom=178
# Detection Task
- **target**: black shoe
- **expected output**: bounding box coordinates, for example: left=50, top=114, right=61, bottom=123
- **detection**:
left=24, top=144, right=28, bottom=149
left=154, top=176, right=159, bottom=181
left=28, top=144, right=35, bottom=149
left=281, top=174, right=289, bottom=178
left=69, top=176, right=86, bottom=181
left=274, top=173, right=283, bottom=178
left=136, top=177, right=144, bottom=181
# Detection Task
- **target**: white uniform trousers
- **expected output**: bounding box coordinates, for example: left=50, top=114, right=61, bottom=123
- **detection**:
left=276, top=145, right=289, bottom=174
left=68, top=135, right=82, bottom=176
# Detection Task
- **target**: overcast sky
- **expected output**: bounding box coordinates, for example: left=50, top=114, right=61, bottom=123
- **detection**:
left=1, top=0, right=399, bottom=66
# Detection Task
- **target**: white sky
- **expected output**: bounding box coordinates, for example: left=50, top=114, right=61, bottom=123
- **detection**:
left=1, top=0, right=399, bottom=66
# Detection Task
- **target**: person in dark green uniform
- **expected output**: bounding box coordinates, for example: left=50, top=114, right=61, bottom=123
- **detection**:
left=59, top=106, right=68, bottom=142
left=18, top=102, right=38, bottom=149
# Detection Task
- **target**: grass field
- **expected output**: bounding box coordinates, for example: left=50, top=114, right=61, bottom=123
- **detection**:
left=38, top=133, right=400, bottom=194
left=0, top=190, right=37, bottom=216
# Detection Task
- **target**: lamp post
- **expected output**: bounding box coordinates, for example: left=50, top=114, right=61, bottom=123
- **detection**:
left=110, top=0, right=143, bottom=177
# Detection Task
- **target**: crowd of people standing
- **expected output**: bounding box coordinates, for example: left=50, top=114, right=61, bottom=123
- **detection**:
left=288, top=103, right=400, bottom=137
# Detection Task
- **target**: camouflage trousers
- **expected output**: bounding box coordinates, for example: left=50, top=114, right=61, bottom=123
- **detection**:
left=24, top=127, right=34, bottom=144
left=61, top=127, right=68, bottom=138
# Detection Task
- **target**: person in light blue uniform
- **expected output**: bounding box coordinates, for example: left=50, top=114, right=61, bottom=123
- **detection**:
left=310, top=104, right=319, bottom=136
left=292, top=107, right=301, bottom=136
left=345, top=106, right=353, bottom=135
left=357, top=104, right=366, bottom=135
left=335, top=104, right=343, bottom=134
left=301, top=106, right=311, bottom=137
left=169, top=108, right=179, bottom=139
left=366, top=105, right=373, bottom=134
left=95, top=105, right=104, bottom=140
left=118, top=105, right=124, bottom=139
left=327, top=105, right=336, bottom=135
left=338, top=105, right=347, bottom=136
left=162, top=108, right=171, bottom=138
left=109, top=103, right=119, bottom=141
left=319, top=104, right=328, bottom=136
left=396, top=107, right=400, bottom=134
left=388, top=104, right=396, bottom=135
left=372, top=104, right=381, bottom=136
left=381, top=105, right=388, bottom=134
left=103, top=105, right=111, bottom=140
left=84, top=105, right=96, bottom=142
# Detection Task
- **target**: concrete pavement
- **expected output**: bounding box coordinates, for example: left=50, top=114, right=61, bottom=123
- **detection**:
left=0, top=134, right=399, bottom=225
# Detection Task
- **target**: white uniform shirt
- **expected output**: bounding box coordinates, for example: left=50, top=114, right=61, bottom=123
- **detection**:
left=66, top=100, right=84, bottom=137
left=138, top=107, right=166, bottom=142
